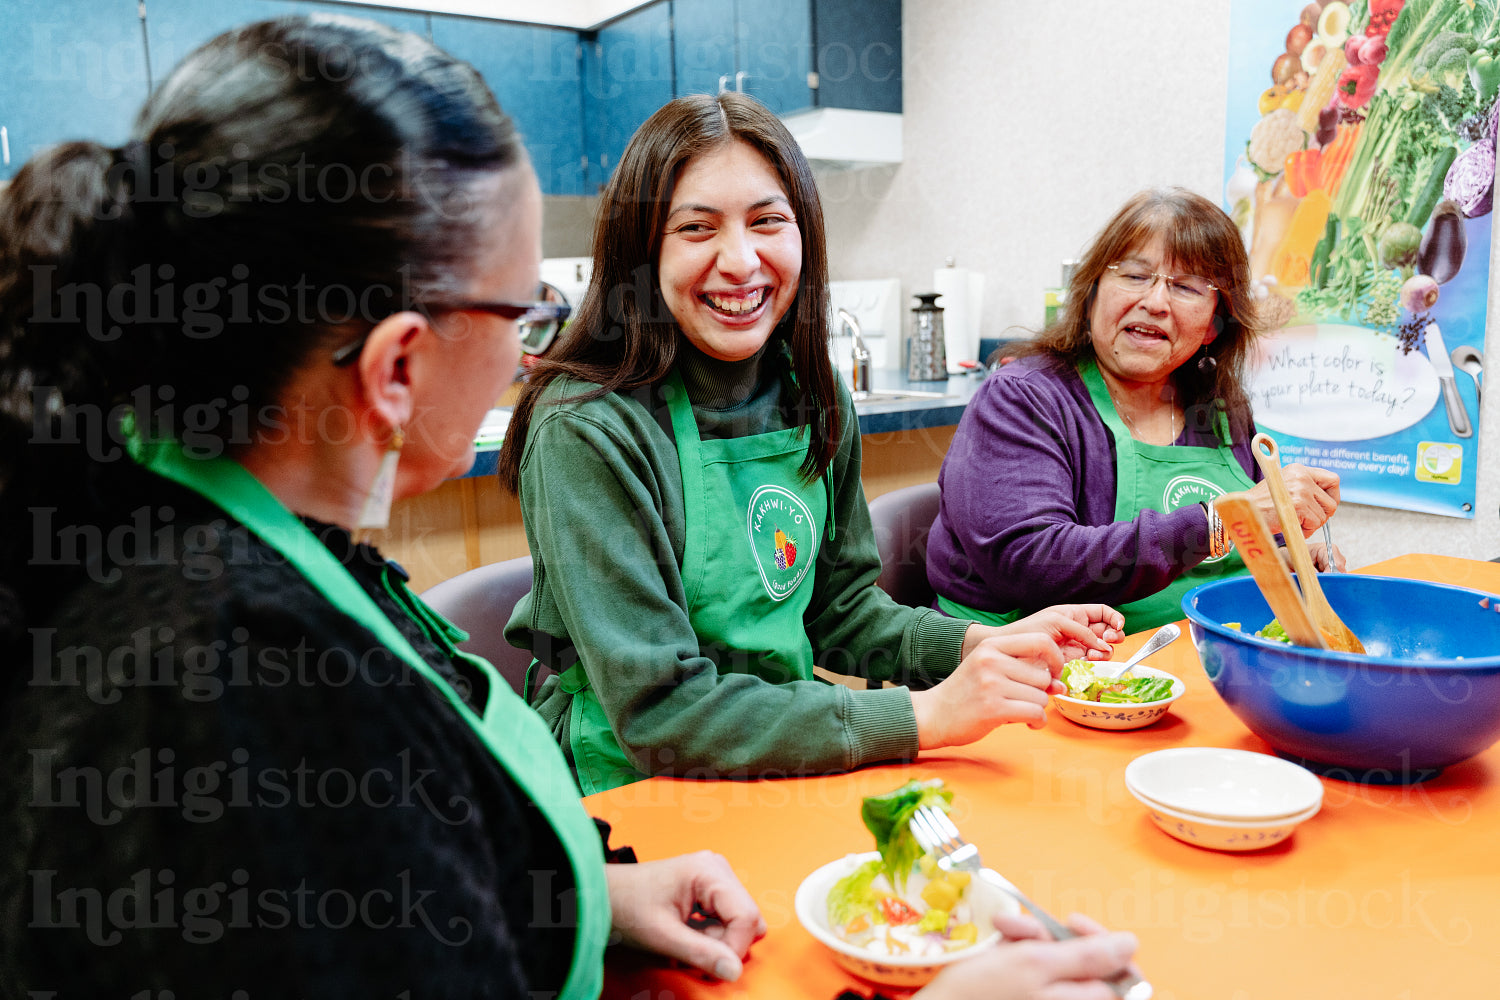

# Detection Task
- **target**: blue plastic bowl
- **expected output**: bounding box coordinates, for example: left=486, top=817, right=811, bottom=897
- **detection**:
left=1182, top=574, right=1500, bottom=781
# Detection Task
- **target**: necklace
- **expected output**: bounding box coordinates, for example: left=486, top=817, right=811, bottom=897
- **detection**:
left=1109, top=389, right=1181, bottom=444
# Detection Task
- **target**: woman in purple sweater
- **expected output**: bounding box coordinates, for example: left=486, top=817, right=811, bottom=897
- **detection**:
left=928, top=189, right=1342, bottom=633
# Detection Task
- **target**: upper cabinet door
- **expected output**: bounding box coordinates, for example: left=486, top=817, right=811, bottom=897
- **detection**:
left=0, top=0, right=149, bottom=179
left=674, top=0, right=812, bottom=115
left=145, top=0, right=319, bottom=78
left=811, top=0, right=901, bottom=112
left=145, top=1, right=438, bottom=100
left=431, top=18, right=586, bottom=196
left=583, top=1, right=673, bottom=191
left=671, top=0, right=733, bottom=99
left=734, top=0, right=812, bottom=115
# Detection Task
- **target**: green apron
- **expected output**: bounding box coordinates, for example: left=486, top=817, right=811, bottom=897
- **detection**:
left=940, top=359, right=1251, bottom=633
left=128, top=432, right=610, bottom=1000
left=561, top=368, right=828, bottom=794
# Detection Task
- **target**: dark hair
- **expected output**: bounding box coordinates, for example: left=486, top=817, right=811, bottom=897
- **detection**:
left=0, top=15, right=525, bottom=637
left=497, top=91, right=835, bottom=491
left=1021, top=187, right=1262, bottom=438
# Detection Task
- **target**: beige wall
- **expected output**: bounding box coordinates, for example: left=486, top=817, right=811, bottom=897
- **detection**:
left=812, top=0, right=1500, bottom=567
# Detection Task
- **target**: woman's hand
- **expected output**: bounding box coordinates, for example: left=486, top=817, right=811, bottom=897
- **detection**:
left=1307, top=538, right=1347, bottom=572
left=914, top=912, right=1140, bottom=1000
left=913, top=631, right=1066, bottom=747
left=971, top=605, right=1126, bottom=662
left=1248, top=463, right=1340, bottom=536
left=606, top=852, right=767, bottom=982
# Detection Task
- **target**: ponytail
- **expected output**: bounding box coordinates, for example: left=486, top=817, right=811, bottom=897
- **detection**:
left=0, top=142, right=134, bottom=644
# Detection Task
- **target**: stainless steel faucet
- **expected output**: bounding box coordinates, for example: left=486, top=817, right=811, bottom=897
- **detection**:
left=838, top=308, right=871, bottom=393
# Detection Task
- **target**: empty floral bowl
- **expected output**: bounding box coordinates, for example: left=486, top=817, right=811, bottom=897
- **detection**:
left=1126, top=784, right=1321, bottom=852
left=1183, top=574, right=1500, bottom=780
left=1050, top=664, right=1185, bottom=730
left=793, top=851, right=1018, bottom=988
left=1124, top=747, right=1324, bottom=821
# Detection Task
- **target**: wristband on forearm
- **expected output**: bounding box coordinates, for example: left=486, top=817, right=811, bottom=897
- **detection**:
left=1200, top=501, right=1228, bottom=559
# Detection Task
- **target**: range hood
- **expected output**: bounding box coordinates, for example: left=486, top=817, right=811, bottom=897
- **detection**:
left=782, top=108, right=902, bottom=168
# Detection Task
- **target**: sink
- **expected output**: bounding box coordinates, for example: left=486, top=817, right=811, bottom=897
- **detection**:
left=851, top=389, right=952, bottom=404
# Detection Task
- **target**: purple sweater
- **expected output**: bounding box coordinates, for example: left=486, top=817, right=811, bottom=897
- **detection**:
left=927, top=357, right=1261, bottom=615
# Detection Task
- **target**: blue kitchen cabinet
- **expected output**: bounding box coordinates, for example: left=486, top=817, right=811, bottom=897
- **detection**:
left=0, top=0, right=150, bottom=179
left=811, top=0, right=900, bottom=112
left=673, top=0, right=812, bottom=115
left=144, top=0, right=432, bottom=84
left=671, top=0, right=734, bottom=100
left=431, top=17, right=585, bottom=196
left=738, top=0, right=814, bottom=114
left=582, top=1, right=672, bottom=191
left=311, top=2, right=430, bottom=38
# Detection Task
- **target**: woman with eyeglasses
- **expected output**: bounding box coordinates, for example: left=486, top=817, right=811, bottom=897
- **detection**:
left=0, top=17, right=765, bottom=996
left=927, top=188, right=1343, bottom=634
left=495, top=92, right=1125, bottom=797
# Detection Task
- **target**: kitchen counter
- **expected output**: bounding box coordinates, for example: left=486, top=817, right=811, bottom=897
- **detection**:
left=456, top=368, right=986, bottom=479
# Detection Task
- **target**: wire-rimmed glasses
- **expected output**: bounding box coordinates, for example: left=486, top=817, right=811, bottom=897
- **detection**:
left=1104, top=263, right=1218, bottom=307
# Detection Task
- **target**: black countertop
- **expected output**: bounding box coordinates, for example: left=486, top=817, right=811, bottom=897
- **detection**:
left=458, top=368, right=987, bottom=479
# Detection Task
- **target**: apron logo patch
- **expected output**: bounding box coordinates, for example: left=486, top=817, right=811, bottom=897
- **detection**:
left=1163, top=475, right=1234, bottom=564
left=747, top=486, right=816, bottom=601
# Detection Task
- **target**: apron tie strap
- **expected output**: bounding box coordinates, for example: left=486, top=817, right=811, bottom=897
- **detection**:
left=824, top=466, right=836, bottom=541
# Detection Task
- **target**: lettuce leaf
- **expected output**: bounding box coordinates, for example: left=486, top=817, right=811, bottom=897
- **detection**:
left=827, top=858, right=883, bottom=926
left=860, top=779, right=953, bottom=891
left=1061, top=660, right=1174, bottom=703
left=1256, top=619, right=1293, bottom=644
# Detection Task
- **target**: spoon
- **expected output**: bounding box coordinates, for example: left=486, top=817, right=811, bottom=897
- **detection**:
left=1250, top=434, right=1365, bottom=653
left=1450, top=344, right=1483, bottom=406
left=1214, top=493, right=1326, bottom=649
left=1096, top=623, right=1180, bottom=680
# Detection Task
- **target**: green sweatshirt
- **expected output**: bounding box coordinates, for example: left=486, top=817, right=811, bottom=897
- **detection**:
left=507, top=342, right=973, bottom=780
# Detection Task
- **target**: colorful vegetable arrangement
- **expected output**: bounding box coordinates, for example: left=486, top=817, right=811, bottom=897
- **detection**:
left=1229, top=0, right=1500, bottom=342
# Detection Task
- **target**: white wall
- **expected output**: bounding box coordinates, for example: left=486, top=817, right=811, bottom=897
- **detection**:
left=817, top=0, right=1500, bottom=568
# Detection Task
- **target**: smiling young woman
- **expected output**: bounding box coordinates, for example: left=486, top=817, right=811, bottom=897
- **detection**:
left=657, top=140, right=803, bottom=363
left=494, top=92, right=1122, bottom=795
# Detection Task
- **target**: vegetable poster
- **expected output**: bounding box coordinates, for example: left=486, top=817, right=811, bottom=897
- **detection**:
left=1224, top=0, right=1499, bottom=518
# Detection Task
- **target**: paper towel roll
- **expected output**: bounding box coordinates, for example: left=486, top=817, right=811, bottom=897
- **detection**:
left=932, top=264, right=985, bottom=367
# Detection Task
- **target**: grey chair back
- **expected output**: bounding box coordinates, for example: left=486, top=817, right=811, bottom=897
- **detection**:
left=867, top=481, right=942, bottom=609
left=420, top=555, right=549, bottom=698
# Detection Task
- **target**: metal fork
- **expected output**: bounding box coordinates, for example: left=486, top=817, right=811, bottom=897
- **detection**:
left=1321, top=522, right=1341, bottom=572
left=909, top=805, right=1153, bottom=1000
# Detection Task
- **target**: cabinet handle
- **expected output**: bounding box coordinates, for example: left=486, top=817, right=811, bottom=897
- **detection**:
left=1, top=126, right=8, bottom=166
left=735, top=70, right=748, bottom=92
left=717, top=74, right=730, bottom=94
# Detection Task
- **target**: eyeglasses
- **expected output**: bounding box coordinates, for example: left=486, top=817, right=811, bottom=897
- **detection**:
left=330, top=299, right=571, bottom=366
left=1104, top=264, right=1218, bottom=306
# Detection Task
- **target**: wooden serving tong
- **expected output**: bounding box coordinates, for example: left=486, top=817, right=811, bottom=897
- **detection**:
left=1249, top=434, right=1365, bottom=654
left=1214, top=493, right=1327, bottom=649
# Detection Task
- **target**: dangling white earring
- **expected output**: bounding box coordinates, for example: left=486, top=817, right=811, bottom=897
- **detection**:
left=356, top=425, right=404, bottom=538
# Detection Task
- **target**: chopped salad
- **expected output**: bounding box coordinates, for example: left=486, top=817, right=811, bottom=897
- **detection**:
left=1226, top=620, right=1294, bottom=644
left=1059, top=659, right=1177, bottom=704
left=826, top=779, right=984, bottom=958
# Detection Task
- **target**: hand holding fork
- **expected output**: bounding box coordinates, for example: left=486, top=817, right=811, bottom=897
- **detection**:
left=910, top=805, right=1152, bottom=1000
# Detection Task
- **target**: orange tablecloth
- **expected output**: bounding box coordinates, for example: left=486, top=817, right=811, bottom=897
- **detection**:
left=588, top=555, right=1498, bottom=1000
